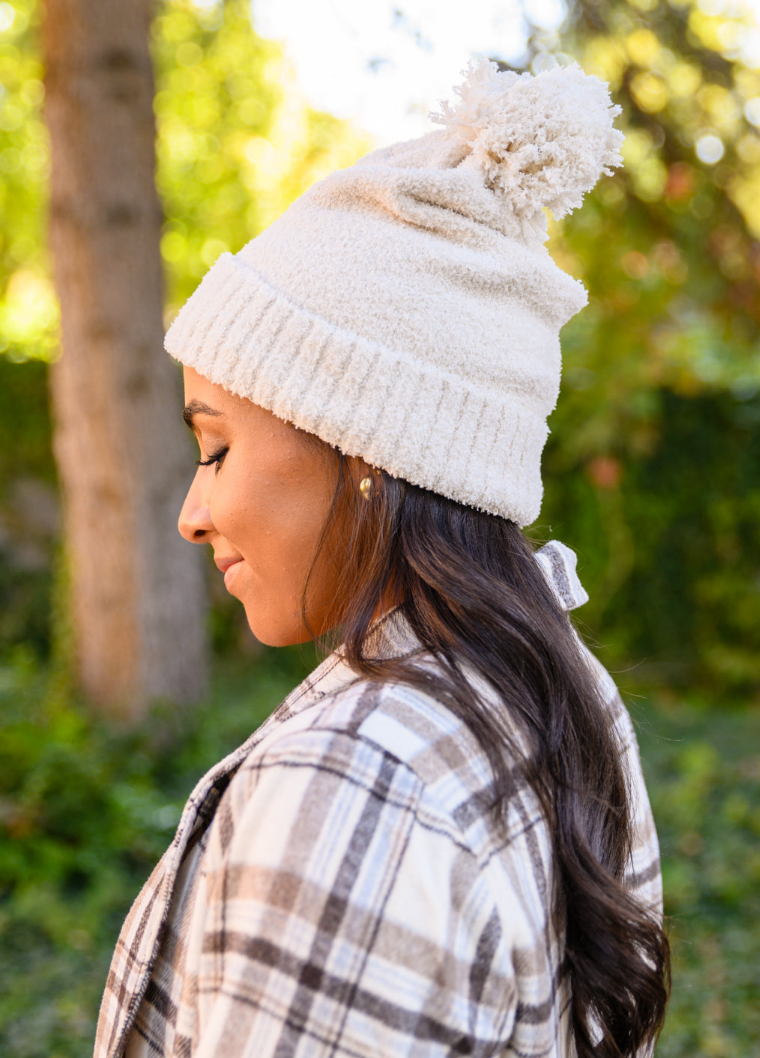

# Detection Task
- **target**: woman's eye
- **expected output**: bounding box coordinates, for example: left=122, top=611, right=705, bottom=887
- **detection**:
left=196, top=446, right=228, bottom=473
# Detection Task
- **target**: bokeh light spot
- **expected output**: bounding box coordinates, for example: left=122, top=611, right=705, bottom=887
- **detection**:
left=696, top=133, right=725, bottom=164
left=745, top=97, right=760, bottom=127
left=20, top=79, right=44, bottom=106
left=160, top=231, right=186, bottom=264
left=631, top=71, right=668, bottom=112
left=621, top=251, right=650, bottom=279
left=176, top=41, right=203, bottom=67
left=200, top=238, right=229, bottom=266
left=523, top=0, right=566, bottom=31
left=0, top=2, right=14, bottom=33
left=586, top=456, right=622, bottom=490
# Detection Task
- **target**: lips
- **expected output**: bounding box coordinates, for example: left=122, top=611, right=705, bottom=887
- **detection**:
left=223, top=560, right=244, bottom=591
left=214, top=554, right=243, bottom=575
left=214, top=554, right=245, bottom=592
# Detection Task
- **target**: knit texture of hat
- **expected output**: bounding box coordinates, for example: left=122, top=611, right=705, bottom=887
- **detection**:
left=165, top=60, right=623, bottom=526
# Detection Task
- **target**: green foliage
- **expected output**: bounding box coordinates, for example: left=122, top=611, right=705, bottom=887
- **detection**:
left=0, top=0, right=57, bottom=363
left=0, top=646, right=319, bottom=1057
left=0, top=356, right=56, bottom=658
left=537, top=0, right=760, bottom=692
left=543, top=389, right=760, bottom=691
left=150, top=0, right=370, bottom=314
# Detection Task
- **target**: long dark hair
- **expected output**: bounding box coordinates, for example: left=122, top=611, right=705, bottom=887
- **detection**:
left=306, top=451, right=670, bottom=1058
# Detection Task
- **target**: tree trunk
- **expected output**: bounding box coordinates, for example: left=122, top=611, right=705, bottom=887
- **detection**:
left=43, top=0, right=207, bottom=716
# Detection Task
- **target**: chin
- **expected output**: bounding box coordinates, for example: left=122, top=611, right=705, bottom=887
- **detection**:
left=243, top=604, right=315, bottom=648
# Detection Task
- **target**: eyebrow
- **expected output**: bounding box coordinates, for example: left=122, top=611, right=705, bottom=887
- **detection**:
left=182, top=399, right=225, bottom=428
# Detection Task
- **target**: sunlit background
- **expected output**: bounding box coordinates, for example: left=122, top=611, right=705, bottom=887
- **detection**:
left=1, top=0, right=760, bottom=1054
left=254, top=0, right=566, bottom=141
left=254, top=0, right=760, bottom=139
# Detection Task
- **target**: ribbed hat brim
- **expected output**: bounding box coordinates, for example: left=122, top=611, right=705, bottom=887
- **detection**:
left=166, top=252, right=548, bottom=526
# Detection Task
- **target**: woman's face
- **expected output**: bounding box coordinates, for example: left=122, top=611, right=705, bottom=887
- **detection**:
left=178, top=367, right=342, bottom=646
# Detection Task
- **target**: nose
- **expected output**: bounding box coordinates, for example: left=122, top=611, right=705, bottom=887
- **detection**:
left=178, top=471, right=214, bottom=543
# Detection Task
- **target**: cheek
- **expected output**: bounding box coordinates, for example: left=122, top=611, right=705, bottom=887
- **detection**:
left=211, top=457, right=332, bottom=583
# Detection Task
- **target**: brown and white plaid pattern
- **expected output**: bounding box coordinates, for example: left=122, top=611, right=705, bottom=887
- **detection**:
left=95, top=545, right=662, bottom=1058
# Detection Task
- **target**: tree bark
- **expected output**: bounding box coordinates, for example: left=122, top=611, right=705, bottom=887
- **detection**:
left=43, top=0, right=207, bottom=716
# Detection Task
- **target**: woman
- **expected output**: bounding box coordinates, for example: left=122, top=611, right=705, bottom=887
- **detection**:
left=95, top=62, right=669, bottom=1058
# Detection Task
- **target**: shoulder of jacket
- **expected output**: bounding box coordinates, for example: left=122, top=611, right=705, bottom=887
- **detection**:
left=233, top=675, right=491, bottom=829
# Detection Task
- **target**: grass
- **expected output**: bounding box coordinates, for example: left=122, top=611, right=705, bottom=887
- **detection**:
left=0, top=647, right=758, bottom=1057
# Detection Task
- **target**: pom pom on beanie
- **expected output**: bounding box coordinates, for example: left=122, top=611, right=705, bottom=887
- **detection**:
left=432, top=59, right=624, bottom=221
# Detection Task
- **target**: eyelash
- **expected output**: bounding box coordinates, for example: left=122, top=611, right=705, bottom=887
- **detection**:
left=196, top=446, right=228, bottom=473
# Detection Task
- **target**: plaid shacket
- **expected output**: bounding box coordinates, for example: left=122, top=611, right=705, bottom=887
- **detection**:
left=94, top=542, right=662, bottom=1058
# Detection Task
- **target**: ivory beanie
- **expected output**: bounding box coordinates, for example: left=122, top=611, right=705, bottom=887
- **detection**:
left=165, top=60, right=623, bottom=526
